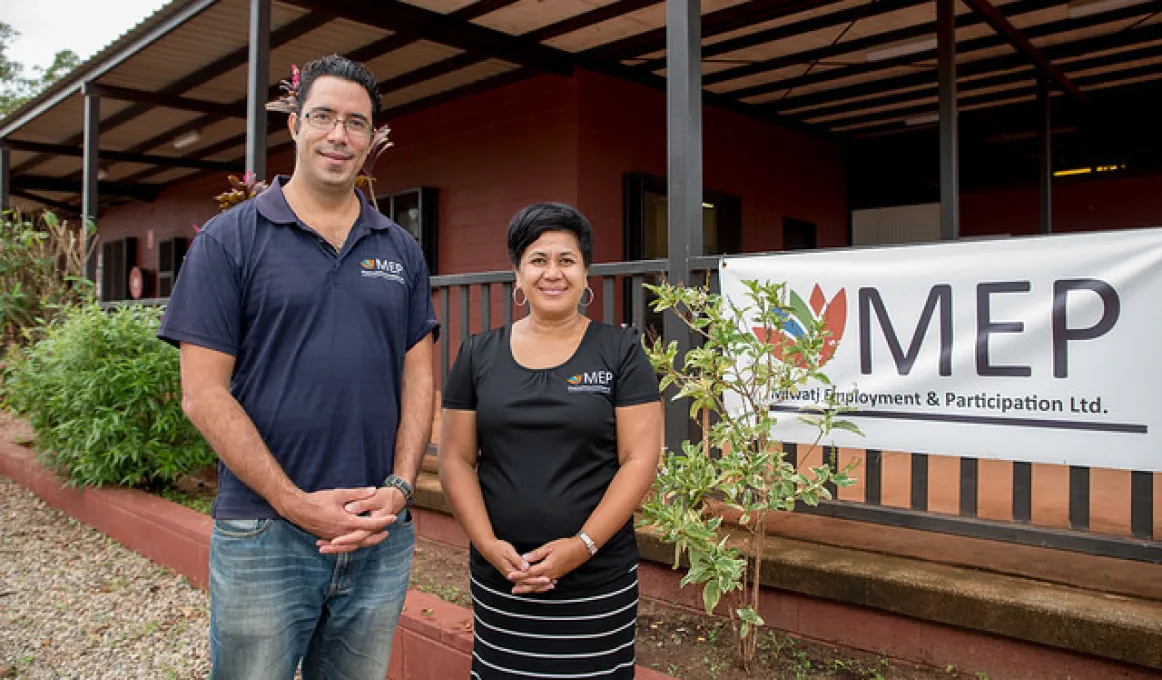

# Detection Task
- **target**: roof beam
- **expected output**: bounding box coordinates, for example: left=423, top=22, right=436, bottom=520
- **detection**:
left=804, top=39, right=1162, bottom=124
left=12, top=175, right=160, bottom=202
left=774, top=11, right=1162, bottom=117
left=373, top=0, right=662, bottom=99
left=11, top=11, right=333, bottom=176
left=735, top=0, right=1150, bottom=102
left=959, top=0, right=1086, bottom=103
left=0, top=0, right=218, bottom=139
left=278, top=0, right=574, bottom=76
left=113, top=0, right=526, bottom=187
left=81, top=83, right=247, bottom=118
left=702, top=0, right=1061, bottom=87
left=834, top=60, right=1162, bottom=133
left=640, top=0, right=928, bottom=74
left=590, top=0, right=847, bottom=61
left=9, top=189, right=82, bottom=215
left=220, top=67, right=538, bottom=181
left=3, top=139, right=241, bottom=171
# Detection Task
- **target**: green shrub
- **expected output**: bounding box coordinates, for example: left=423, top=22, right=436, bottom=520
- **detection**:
left=0, top=209, right=95, bottom=352
left=1, top=303, right=214, bottom=487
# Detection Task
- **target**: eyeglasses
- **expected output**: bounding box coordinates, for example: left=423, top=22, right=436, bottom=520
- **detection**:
left=300, top=110, right=372, bottom=138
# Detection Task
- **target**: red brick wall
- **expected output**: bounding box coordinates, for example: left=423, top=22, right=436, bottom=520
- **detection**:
left=96, top=171, right=224, bottom=275
left=576, top=69, right=847, bottom=259
left=962, top=174, right=1162, bottom=237
left=374, top=74, right=580, bottom=277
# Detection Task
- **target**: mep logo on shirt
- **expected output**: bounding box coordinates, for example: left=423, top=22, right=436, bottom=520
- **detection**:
left=566, top=371, right=613, bottom=394
left=359, top=258, right=405, bottom=284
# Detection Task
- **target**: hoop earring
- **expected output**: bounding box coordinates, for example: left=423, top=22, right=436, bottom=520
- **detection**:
left=513, top=287, right=527, bottom=306
left=579, top=286, right=594, bottom=307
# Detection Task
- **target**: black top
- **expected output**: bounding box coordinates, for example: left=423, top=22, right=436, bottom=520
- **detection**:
left=442, top=321, right=660, bottom=589
left=158, top=176, right=439, bottom=519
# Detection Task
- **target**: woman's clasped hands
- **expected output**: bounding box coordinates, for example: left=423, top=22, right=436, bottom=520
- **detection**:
left=480, top=536, right=592, bottom=594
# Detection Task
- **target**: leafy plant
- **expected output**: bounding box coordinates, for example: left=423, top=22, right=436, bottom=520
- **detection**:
left=640, top=278, right=861, bottom=669
left=213, top=171, right=269, bottom=212
left=1, top=303, right=214, bottom=487
left=0, top=209, right=95, bottom=352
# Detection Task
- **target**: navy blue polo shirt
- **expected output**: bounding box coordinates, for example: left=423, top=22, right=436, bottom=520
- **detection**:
left=158, top=175, right=439, bottom=519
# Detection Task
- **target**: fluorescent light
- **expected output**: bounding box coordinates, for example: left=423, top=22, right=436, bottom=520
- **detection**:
left=866, top=38, right=937, bottom=62
left=702, top=202, right=714, bottom=209
left=905, top=113, right=939, bottom=126
left=1067, top=0, right=1147, bottom=19
left=1053, top=167, right=1092, bottom=177
left=172, top=130, right=202, bottom=150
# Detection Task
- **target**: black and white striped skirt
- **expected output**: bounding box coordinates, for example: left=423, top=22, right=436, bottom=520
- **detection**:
left=470, top=565, right=638, bottom=679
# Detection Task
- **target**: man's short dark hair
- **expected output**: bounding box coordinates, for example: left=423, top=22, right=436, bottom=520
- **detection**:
left=507, top=203, right=594, bottom=268
left=296, top=54, right=382, bottom=116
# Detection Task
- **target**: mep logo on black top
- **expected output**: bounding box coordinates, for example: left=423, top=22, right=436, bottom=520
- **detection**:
left=566, top=371, right=613, bottom=394
left=359, top=258, right=405, bottom=284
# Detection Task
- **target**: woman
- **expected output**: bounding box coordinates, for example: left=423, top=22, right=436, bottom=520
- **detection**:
left=439, top=202, right=662, bottom=679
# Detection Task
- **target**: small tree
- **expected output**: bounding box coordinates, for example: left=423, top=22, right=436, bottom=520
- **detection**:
left=0, top=209, right=95, bottom=352
left=639, top=278, right=861, bottom=669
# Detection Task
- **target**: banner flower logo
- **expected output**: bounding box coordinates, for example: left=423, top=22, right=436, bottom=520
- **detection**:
left=754, top=284, right=847, bottom=366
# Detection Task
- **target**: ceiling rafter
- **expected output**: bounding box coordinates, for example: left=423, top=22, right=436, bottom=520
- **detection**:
left=638, top=0, right=929, bottom=74
left=81, top=83, right=247, bottom=118
left=10, top=189, right=81, bottom=216
left=11, top=11, right=334, bottom=176
left=116, top=0, right=527, bottom=187
left=838, top=60, right=1162, bottom=133
left=589, top=0, right=849, bottom=62
left=703, top=0, right=1062, bottom=87
left=3, top=139, right=239, bottom=171
left=773, top=11, right=1162, bottom=116
left=13, top=175, right=160, bottom=201
left=277, top=0, right=574, bottom=76
left=803, top=31, right=1162, bottom=122
left=736, top=0, right=1159, bottom=102
left=960, top=0, right=1086, bottom=102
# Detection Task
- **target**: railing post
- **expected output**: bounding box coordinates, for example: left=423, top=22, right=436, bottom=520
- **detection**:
left=664, top=0, right=703, bottom=456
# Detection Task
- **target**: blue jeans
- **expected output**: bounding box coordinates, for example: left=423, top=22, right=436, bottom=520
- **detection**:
left=208, top=510, right=414, bottom=680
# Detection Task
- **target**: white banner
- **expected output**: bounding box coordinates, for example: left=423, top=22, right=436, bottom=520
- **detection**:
left=719, top=228, right=1162, bottom=472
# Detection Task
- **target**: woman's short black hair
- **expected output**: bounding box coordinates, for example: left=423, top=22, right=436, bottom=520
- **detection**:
left=507, top=203, right=594, bottom=268
left=297, top=54, right=382, bottom=116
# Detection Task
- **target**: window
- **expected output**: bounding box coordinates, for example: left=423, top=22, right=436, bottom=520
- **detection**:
left=376, top=187, right=438, bottom=274
left=782, top=217, right=817, bottom=251
left=157, top=237, right=188, bottom=298
left=623, top=172, right=742, bottom=331
left=623, top=172, right=741, bottom=261
left=100, top=237, right=137, bottom=302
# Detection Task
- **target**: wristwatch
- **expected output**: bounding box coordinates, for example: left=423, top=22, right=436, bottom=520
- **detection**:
left=381, top=474, right=414, bottom=502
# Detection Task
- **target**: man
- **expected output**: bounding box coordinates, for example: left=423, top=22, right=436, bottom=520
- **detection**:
left=159, top=54, right=437, bottom=679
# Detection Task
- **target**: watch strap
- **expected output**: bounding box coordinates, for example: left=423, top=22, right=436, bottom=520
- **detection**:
left=382, top=473, right=414, bottom=501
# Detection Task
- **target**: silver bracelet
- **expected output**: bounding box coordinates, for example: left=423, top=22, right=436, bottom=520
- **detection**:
left=575, top=530, right=598, bottom=557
